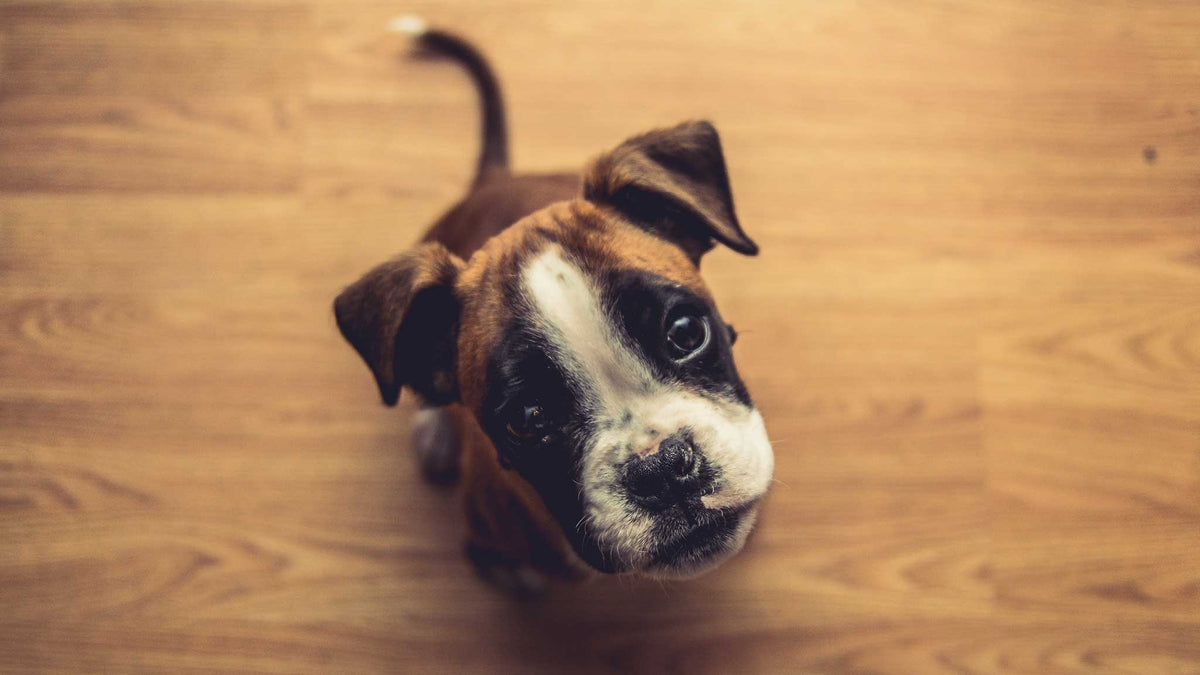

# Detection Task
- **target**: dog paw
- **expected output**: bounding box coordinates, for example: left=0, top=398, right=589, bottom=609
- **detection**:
left=465, top=543, right=548, bottom=598
left=412, top=407, right=459, bottom=485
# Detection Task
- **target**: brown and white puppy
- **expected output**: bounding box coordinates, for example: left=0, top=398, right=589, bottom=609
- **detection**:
left=335, top=20, right=773, bottom=590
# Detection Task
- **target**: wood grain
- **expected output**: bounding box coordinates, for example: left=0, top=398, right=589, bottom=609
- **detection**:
left=2, top=1, right=1199, bottom=673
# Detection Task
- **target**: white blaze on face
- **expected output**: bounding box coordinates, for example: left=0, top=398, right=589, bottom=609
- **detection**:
left=519, top=246, right=655, bottom=410
left=521, top=246, right=774, bottom=572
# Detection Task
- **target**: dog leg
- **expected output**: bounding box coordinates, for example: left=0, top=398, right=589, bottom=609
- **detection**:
left=411, top=407, right=460, bottom=484
left=465, top=542, right=548, bottom=598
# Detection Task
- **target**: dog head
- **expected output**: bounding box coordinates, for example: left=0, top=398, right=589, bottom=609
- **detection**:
left=335, top=121, right=773, bottom=578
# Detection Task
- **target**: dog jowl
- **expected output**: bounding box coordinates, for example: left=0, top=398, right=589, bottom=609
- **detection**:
left=334, top=20, right=773, bottom=590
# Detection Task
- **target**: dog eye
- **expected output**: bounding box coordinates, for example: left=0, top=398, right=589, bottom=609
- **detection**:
left=665, top=313, right=710, bottom=360
left=505, top=403, right=551, bottom=441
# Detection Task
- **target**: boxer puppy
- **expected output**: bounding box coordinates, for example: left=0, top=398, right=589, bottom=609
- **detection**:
left=334, top=19, right=774, bottom=592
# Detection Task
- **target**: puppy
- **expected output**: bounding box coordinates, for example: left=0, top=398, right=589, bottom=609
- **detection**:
left=335, top=19, right=774, bottom=591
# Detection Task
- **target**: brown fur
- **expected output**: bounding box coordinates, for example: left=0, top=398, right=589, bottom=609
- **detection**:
left=421, top=173, right=580, bottom=258
left=334, top=243, right=463, bottom=406
left=452, top=403, right=589, bottom=581
left=583, top=121, right=757, bottom=262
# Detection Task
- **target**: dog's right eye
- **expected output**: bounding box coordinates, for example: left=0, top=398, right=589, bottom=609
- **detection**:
left=505, top=403, right=551, bottom=442
left=664, top=311, right=710, bottom=361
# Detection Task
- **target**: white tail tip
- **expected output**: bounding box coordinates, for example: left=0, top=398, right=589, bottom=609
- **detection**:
left=388, top=15, right=428, bottom=37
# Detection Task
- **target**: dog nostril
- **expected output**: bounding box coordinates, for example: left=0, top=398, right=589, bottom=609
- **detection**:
left=658, top=435, right=695, bottom=477
left=625, top=463, right=668, bottom=500
left=672, top=443, right=695, bottom=477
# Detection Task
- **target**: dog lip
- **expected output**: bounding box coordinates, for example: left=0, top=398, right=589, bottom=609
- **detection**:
left=649, top=502, right=754, bottom=566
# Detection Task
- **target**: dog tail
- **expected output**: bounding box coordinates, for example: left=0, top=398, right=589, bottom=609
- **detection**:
left=390, top=16, right=509, bottom=187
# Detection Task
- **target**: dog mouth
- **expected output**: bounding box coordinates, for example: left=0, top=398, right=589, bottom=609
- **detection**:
left=645, top=502, right=756, bottom=574
left=569, top=498, right=760, bottom=577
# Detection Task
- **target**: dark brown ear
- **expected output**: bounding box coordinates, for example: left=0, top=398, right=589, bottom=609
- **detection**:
left=333, top=243, right=463, bottom=406
left=583, top=120, right=758, bottom=262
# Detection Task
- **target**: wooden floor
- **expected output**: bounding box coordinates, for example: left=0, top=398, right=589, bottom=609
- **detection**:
left=2, top=2, right=1199, bottom=673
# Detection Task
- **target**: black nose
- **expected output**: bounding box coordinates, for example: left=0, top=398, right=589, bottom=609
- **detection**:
left=623, top=432, right=708, bottom=510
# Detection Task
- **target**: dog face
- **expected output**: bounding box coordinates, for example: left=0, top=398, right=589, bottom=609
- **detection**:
left=336, top=121, right=774, bottom=578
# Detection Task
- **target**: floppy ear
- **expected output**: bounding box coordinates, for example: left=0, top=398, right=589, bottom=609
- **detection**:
left=583, top=120, right=758, bottom=262
left=333, top=243, right=464, bottom=406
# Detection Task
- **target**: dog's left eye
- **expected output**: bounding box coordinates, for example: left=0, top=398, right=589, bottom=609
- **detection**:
left=665, top=312, right=710, bottom=360
left=505, top=403, right=552, bottom=442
